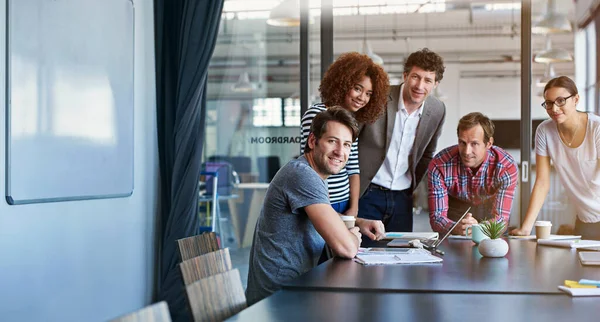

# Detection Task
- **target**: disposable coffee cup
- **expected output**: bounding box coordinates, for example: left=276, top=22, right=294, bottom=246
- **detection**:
left=535, top=221, right=552, bottom=239
left=340, top=215, right=356, bottom=229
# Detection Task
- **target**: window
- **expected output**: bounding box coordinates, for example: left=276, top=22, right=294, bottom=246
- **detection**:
left=283, top=98, right=301, bottom=127
left=252, top=98, right=282, bottom=127
left=251, top=98, right=301, bottom=127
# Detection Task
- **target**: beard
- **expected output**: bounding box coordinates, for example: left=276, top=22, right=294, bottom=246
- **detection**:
left=312, top=143, right=346, bottom=176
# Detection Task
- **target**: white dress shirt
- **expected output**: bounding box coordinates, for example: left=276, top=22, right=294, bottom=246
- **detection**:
left=371, top=84, right=423, bottom=190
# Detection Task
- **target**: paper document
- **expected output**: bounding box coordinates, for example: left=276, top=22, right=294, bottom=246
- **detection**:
left=558, top=286, right=600, bottom=297
left=360, top=248, right=414, bottom=254
left=508, top=234, right=581, bottom=240
left=448, top=235, right=471, bottom=240
left=354, top=249, right=442, bottom=265
left=537, top=239, right=600, bottom=249
left=384, top=232, right=439, bottom=240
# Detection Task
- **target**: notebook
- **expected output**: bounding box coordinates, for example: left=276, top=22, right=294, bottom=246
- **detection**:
left=537, top=239, right=600, bottom=249
left=578, top=251, right=600, bottom=266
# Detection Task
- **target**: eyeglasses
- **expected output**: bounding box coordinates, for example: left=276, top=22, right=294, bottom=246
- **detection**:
left=541, top=94, right=574, bottom=110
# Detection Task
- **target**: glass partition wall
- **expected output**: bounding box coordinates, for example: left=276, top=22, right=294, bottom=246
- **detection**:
left=204, top=1, right=581, bottom=280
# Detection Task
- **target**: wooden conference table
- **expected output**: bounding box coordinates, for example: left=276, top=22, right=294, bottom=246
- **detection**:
left=228, top=238, right=600, bottom=321
left=228, top=290, right=599, bottom=322
left=284, top=239, right=600, bottom=294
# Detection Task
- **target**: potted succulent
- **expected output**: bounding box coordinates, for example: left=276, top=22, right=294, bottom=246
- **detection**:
left=478, top=220, right=509, bottom=258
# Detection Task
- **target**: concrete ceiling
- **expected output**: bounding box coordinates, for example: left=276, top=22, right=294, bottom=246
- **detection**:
left=207, top=0, right=575, bottom=100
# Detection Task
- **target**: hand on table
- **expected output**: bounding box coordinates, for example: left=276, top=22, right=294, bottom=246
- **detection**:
left=509, top=227, right=531, bottom=236
left=355, top=218, right=386, bottom=241
left=451, top=213, right=478, bottom=236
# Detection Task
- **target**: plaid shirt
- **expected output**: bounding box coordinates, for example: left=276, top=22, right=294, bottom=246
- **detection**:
left=428, top=145, right=518, bottom=234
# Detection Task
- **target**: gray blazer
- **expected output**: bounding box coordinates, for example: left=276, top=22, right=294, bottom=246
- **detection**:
left=358, top=84, right=446, bottom=197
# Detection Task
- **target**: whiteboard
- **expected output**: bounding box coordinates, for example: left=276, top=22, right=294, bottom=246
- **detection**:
left=5, top=0, right=135, bottom=204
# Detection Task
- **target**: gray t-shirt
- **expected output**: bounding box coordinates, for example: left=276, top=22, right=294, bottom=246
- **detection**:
left=245, top=155, right=330, bottom=305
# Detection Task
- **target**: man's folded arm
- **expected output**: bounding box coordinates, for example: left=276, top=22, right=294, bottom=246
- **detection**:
left=305, top=203, right=360, bottom=258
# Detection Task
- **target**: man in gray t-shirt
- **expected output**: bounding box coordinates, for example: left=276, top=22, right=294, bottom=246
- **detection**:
left=246, top=108, right=386, bottom=305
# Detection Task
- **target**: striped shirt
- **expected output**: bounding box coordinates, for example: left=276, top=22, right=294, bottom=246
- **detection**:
left=427, top=145, right=518, bottom=234
left=300, top=104, right=359, bottom=204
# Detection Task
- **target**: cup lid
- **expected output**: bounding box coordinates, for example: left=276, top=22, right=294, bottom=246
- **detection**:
left=340, top=215, right=356, bottom=221
left=534, top=220, right=552, bottom=226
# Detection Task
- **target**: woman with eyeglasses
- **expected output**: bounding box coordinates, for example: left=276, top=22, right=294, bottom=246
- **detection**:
left=510, top=76, right=600, bottom=239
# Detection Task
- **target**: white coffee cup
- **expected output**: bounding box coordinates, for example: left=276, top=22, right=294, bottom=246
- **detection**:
left=535, top=220, right=552, bottom=239
left=340, top=215, right=356, bottom=229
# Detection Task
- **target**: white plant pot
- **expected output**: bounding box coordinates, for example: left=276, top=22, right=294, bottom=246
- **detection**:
left=478, top=238, right=509, bottom=258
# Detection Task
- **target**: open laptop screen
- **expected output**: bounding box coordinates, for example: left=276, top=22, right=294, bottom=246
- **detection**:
left=432, top=206, right=472, bottom=248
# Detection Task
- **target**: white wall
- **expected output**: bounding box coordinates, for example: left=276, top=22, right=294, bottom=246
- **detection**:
left=0, top=1, right=158, bottom=321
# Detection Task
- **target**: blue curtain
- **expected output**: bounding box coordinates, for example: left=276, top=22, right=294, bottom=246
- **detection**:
left=154, top=1, right=224, bottom=320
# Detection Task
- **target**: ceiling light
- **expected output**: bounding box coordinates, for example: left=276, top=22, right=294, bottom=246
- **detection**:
left=532, top=13, right=572, bottom=34
left=267, top=0, right=300, bottom=27
left=360, top=15, right=383, bottom=65
left=534, top=48, right=572, bottom=63
left=231, top=72, right=254, bottom=92
left=536, top=64, right=556, bottom=87
left=362, top=40, right=384, bottom=65
left=532, top=0, right=572, bottom=34
left=534, top=37, right=572, bottom=63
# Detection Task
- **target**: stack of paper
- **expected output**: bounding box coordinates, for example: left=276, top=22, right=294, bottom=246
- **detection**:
left=354, top=249, right=442, bottom=265
left=559, top=279, right=600, bottom=296
left=537, top=239, right=600, bottom=249
left=578, top=252, right=600, bottom=266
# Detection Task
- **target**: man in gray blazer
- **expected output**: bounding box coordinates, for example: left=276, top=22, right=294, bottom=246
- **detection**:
left=358, top=48, right=446, bottom=232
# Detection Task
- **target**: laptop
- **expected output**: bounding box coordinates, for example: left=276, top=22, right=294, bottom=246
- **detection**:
left=387, top=207, right=471, bottom=256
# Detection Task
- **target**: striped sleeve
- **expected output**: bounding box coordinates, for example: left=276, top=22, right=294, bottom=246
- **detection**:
left=345, top=140, right=360, bottom=176
left=300, top=104, right=326, bottom=155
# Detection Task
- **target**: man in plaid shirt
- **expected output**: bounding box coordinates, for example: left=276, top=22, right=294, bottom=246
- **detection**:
left=428, top=112, right=518, bottom=235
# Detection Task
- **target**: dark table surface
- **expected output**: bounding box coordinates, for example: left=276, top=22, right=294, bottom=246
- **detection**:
left=228, top=289, right=599, bottom=322
left=283, top=239, right=600, bottom=294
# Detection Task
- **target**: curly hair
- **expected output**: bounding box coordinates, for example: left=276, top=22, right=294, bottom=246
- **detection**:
left=403, top=48, right=445, bottom=82
left=319, top=52, right=390, bottom=124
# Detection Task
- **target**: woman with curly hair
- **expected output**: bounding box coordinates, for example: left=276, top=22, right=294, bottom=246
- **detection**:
left=300, top=52, right=389, bottom=217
